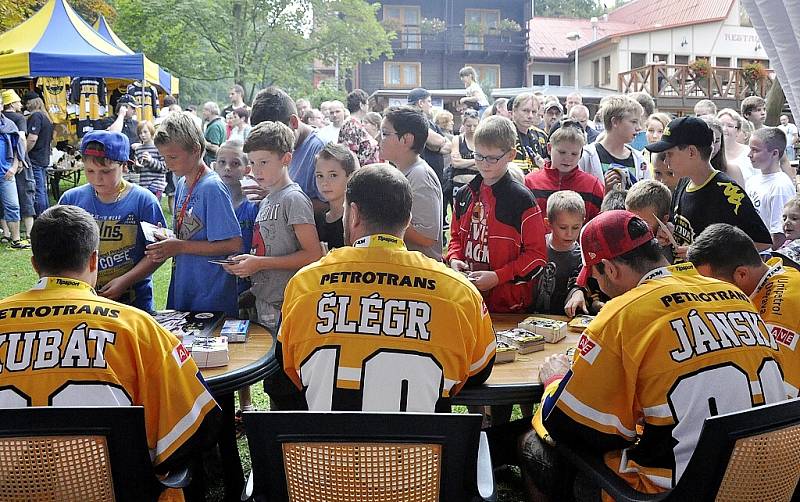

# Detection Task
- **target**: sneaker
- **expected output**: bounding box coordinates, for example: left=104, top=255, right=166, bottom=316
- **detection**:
left=10, top=240, right=30, bottom=249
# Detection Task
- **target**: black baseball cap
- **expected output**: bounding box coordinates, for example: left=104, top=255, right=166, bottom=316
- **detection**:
left=646, top=116, right=713, bottom=152
left=407, top=87, right=430, bottom=104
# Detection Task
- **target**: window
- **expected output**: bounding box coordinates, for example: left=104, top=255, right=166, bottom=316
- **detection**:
left=464, top=9, right=500, bottom=50
left=592, top=60, right=600, bottom=86
left=631, top=53, right=647, bottom=69
left=469, top=64, right=501, bottom=88
left=384, top=62, right=421, bottom=88
left=738, top=58, right=770, bottom=68
left=653, top=54, right=668, bottom=63
left=383, top=5, right=421, bottom=49
left=531, top=74, right=561, bottom=86
left=674, top=55, right=690, bottom=65
left=603, top=56, right=611, bottom=85
left=716, top=57, right=731, bottom=67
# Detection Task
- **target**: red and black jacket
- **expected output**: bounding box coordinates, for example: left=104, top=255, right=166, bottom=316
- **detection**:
left=446, top=172, right=547, bottom=313
left=524, top=161, right=605, bottom=222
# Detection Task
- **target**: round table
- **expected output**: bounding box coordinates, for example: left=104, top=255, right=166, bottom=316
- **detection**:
left=452, top=314, right=581, bottom=406
left=200, top=322, right=278, bottom=397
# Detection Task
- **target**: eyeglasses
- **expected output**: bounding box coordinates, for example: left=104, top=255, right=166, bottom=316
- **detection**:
left=474, top=149, right=512, bottom=165
left=463, top=109, right=480, bottom=118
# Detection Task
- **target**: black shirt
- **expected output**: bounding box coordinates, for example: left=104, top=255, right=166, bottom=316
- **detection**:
left=422, top=120, right=445, bottom=184
left=314, top=213, right=345, bottom=250
left=671, top=170, right=771, bottom=254
left=4, top=111, right=26, bottom=133
left=27, top=111, right=53, bottom=166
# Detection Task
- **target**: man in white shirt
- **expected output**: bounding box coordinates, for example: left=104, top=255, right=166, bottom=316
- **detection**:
left=746, top=126, right=797, bottom=250
left=316, top=100, right=345, bottom=144
left=778, top=114, right=798, bottom=161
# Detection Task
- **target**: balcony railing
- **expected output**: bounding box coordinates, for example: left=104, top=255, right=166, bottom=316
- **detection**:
left=618, top=63, right=775, bottom=100
left=389, top=25, right=527, bottom=54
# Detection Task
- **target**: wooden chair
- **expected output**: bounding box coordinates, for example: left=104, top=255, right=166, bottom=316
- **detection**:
left=0, top=406, right=190, bottom=502
left=242, top=411, right=496, bottom=502
left=559, top=398, right=800, bottom=501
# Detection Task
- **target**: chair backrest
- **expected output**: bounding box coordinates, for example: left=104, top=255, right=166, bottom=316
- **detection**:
left=670, top=398, right=800, bottom=502
left=244, top=411, right=483, bottom=502
left=0, top=406, right=164, bottom=502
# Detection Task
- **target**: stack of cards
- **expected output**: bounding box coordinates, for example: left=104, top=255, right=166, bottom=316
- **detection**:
left=517, top=317, right=568, bottom=343
left=568, top=315, right=595, bottom=332
left=190, top=336, right=229, bottom=368
left=495, top=340, right=519, bottom=363
left=496, top=329, right=545, bottom=354
left=220, top=319, right=250, bottom=343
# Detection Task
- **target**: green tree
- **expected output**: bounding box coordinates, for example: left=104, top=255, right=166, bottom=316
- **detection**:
left=111, top=0, right=392, bottom=99
left=0, top=0, right=114, bottom=32
left=535, top=0, right=604, bottom=18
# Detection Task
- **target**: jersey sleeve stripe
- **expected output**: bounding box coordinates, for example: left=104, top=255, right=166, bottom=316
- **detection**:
left=617, top=449, right=673, bottom=489
left=469, top=340, right=497, bottom=373
left=642, top=403, right=672, bottom=419
left=559, top=389, right=636, bottom=438
left=153, top=389, right=215, bottom=463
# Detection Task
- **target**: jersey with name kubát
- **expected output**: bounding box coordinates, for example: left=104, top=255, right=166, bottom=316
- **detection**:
left=0, top=277, right=218, bottom=466
left=751, top=257, right=800, bottom=398
left=278, top=234, right=496, bottom=412
left=541, top=263, right=786, bottom=497
left=671, top=171, right=770, bottom=254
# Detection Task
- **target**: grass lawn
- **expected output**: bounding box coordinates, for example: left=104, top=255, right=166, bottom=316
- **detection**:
left=0, top=174, right=527, bottom=501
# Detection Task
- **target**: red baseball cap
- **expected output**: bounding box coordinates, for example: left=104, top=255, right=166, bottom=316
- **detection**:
left=576, top=210, right=654, bottom=287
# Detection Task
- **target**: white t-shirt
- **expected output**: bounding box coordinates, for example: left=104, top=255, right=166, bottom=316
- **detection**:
left=316, top=124, right=340, bottom=144
left=778, top=123, right=798, bottom=145
left=745, top=171, right=797, bottom=235
left=466, top=82, right=489, bottom=107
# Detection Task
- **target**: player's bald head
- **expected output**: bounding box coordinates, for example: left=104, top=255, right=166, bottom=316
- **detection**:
left=31, top=206, right=99, bottom=275
left=346, top=163, right=412, bottom=236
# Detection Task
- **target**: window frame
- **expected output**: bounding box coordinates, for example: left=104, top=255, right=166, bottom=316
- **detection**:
left=468, top=63, right=502, bottom=88
left=383, top=5, right=422, bottom=49
left=383, top=61, right=422, bottom=88
left=464, top=8, right=501, bottom=50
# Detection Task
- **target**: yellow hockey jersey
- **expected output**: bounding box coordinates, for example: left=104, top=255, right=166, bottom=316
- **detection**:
left=0, top=277, right=218, bottom=467
left=751, top=257, right=800, bottom=398
left=279, top=234, right=496, bottom=412
left=37, top=77, right=70, bottom=124
left=540, top=263, right=786, bottom=496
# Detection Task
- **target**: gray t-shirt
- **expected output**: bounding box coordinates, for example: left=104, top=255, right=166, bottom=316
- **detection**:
left=250, top=182, right=315, bottom=310
left=401, top=157, right=443, bottom=261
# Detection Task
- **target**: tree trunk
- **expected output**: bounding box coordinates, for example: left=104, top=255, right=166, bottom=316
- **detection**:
left=765, top=77, right=786, bottom=126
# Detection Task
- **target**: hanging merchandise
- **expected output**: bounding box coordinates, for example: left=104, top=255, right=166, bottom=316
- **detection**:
left=127, top=81, right=159, bottom=122
left=70, top=77, right=108, bottom=137
left=37, top=77, right=71, bottom=124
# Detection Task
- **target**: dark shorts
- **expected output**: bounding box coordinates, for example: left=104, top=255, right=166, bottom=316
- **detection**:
left=15, top=167, right=36, bottom=218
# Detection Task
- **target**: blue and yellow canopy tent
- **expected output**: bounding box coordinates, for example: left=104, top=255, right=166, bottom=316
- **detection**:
left=0, top=0, right=177, bottom=94
left=93, top=15, right=179, bottom=95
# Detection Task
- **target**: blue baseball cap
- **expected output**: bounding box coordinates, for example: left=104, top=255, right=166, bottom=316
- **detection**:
left=80, top=130, right=130, bottom=163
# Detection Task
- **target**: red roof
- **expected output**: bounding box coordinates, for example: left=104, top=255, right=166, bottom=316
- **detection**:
left=530, top=0, right=735, bottom=59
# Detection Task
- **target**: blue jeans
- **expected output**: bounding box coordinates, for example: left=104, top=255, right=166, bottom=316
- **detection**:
left=0, top=175, right=20, bottom=222
left=31, top=164, right=50, bottom=216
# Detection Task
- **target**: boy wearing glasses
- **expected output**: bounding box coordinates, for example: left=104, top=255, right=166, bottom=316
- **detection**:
left=447, top=116, right=547, bottom=313
left=525, top=125, right=605, bottom=222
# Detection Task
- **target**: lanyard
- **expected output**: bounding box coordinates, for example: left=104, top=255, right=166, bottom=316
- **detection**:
left=175, top=167, right=206, bottom=234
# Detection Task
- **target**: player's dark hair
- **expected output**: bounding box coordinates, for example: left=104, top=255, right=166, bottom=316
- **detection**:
left=162, top=94, right=177, bottom=107
left=251, top=86, right=297, bottom=126
left=687, top=223, right=763, bottom=278
left=31, top=206, right=99, bottom=275
left=597, top=217, right=663, bottom=275
left=346, top=89, right=369, bottom=114
left=346, top=164, right=412, bottom=235
left=383, top=106, right=428, bottom=154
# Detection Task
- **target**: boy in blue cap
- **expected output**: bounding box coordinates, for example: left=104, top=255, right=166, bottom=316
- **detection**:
left=59, top=130, right=167, bottom=312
